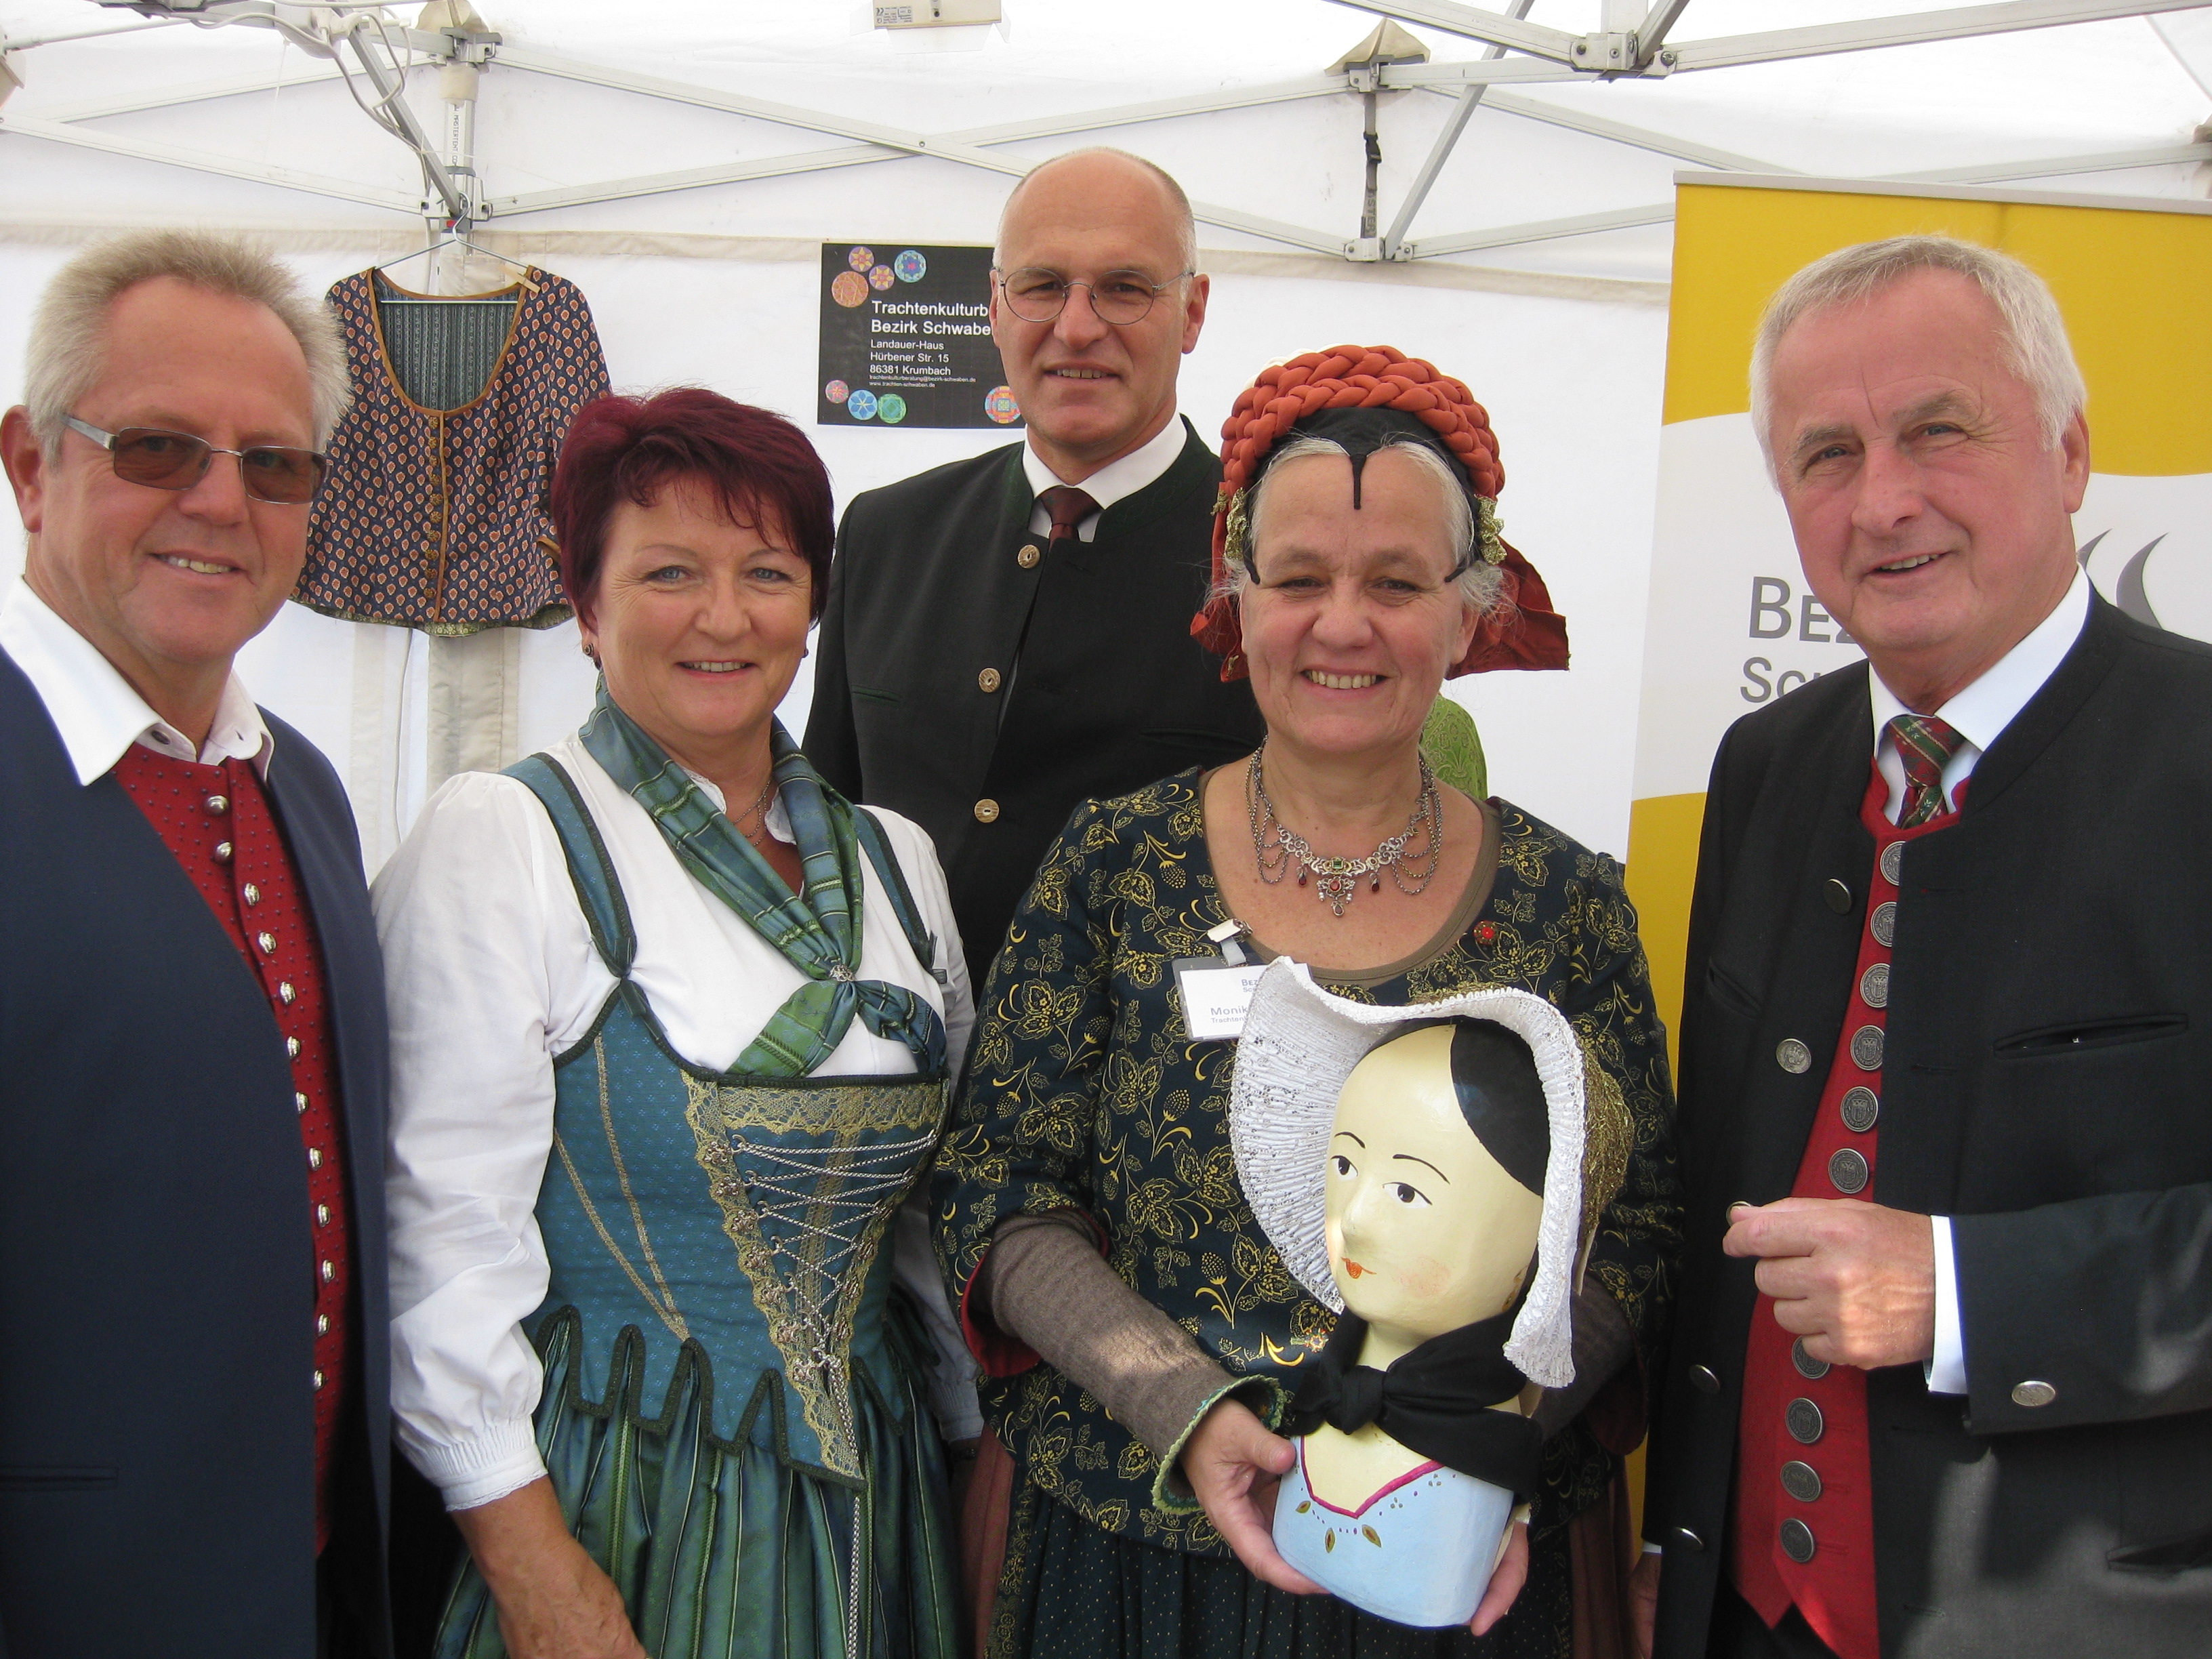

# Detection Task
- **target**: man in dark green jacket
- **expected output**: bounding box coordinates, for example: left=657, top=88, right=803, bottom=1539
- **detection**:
left=806, top=148, right=1264, bottom=990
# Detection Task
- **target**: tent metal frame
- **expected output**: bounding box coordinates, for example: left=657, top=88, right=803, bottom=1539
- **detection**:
left=3, top=0, right=2208, bottom=265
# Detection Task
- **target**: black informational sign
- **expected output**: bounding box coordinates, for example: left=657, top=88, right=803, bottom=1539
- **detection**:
left=815, top=242, right=1021, bottom=430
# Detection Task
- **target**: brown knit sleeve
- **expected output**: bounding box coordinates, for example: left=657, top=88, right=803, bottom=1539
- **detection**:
left=977, top=1214, right=1252, bottom=1465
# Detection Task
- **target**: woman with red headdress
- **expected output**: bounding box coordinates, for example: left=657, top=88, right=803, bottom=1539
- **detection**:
left=935, top=347, right=1680, bottom=1659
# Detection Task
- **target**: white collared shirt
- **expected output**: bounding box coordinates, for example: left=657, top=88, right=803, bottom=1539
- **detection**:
left=1868, top=569, right=2091, bottom=822
left=0, top=578, right=272, bottom=783
left=1862, top=569, right=2091, bottom=1397
left=1021, top=414, right=1188, bottom=544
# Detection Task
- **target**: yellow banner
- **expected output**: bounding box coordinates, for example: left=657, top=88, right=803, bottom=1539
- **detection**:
left=1629, top=178, right=2212, bottom=1056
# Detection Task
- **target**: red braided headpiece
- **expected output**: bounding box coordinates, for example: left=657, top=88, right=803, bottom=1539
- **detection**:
left=1190, top=344, right=1568, bottom=681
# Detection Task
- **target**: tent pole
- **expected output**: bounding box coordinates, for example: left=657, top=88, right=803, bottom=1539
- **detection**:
left=1379, top=0, right=1536, bottom=260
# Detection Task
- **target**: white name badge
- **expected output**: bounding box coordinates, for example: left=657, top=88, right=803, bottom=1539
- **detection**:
left=1174, top=958, right=1268, bottom=1042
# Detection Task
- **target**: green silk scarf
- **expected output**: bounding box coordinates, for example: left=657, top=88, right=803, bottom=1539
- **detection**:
left=579, top=686, right=945, bottom=1078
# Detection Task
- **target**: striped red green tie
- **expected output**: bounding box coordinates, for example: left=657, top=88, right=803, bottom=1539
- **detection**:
left=1889, top=713, right=1965, bottom=827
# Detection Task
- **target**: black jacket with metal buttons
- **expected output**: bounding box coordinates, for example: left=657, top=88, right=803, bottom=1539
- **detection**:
left=805, top=421, right=1264, bottom=992
left=1647, top=594, right=2212, bottom=1658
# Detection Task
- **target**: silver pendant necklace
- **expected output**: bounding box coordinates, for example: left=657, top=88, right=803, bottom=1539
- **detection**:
left=1248, top=747, right=1442, bottom=918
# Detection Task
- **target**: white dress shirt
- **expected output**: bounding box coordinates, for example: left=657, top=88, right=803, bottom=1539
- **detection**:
left=0, top=578, right=272, bottom=781
left=375, top=731, right=979, bottom=1510
left=1021, top=413, right=1189, bottom=543
left=1866, top=570, right=2091, bottom=1394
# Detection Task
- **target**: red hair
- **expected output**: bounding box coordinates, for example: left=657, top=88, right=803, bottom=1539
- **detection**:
left=551, top=388, right=835, bottom=626
left=1191, top=344, right=1567, bottom=681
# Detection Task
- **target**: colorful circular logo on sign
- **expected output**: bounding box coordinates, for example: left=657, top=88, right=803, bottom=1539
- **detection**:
left=984, top=385, right=1021, bottom=425
left=824, top=380, right=849, bottom=405
left=830, top=270, right=869, bottom=308
left=893, top=249, right=927, bottom=283
left=846, top=389, right=880, bottom=420
left=848, top=245, right=875, bottom=272
left=877, top=393, right=908, bottom=425
left=869, top=264, right=895, bottom=291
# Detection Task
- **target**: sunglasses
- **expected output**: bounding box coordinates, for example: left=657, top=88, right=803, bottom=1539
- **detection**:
left=64, top=415, right=329, bottom=506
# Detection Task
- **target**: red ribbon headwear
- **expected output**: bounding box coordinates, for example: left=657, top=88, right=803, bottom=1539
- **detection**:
left=1189, top=344, right=1569, bottom=682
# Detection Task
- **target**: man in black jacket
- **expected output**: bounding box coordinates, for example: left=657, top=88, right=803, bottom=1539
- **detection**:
left=1639, top=234, right=2212, bottom=1659
left=0, top=232, right=390, bottom=1656
left=806, top=148, right=1263, bottom=990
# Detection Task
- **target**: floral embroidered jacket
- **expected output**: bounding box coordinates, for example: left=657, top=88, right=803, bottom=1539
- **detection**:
left=933, top=770, right=1681, bottom=1557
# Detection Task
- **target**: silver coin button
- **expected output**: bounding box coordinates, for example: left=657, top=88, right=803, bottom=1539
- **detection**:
left=1787, top=1397, right=1825, bottom=1444
left=1791, top=1338, right=1830, bottom=1381
left=1828, top=1147, right=1870, bottom=1194
left=1881, top=841, right=1904, bottom=886
left=1839, top=1086, right=1880, bottom=1134
left=1776, top=1038, right=1813, bottom=1075
left=1850, top=1024, right=1885, bottom=1071
left=1780, top=1518, right=1817, bottom=1563
left=1860, top=962, right=1890, bottom=1008
left=2011, top=1380, right=2057, bottom=1408
left=1780, top=1460, right=1824, bottom=1503
left=1871, top=900, right=1896, bottom=947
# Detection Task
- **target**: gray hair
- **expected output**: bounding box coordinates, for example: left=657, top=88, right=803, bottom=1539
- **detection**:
left=24, top=229, right=350, bottom=453
left=1227, top=433, right=1507, bottom=615
left=1750, top=234, right=2085, bottom=471
left=995, top=146, right=1200, bottom=276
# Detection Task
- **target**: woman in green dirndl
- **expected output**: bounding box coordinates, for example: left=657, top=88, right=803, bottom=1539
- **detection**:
left=378, top=390, right=974, bottom=1659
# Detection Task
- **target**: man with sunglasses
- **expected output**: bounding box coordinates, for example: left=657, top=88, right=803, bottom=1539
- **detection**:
left=807, top=146, right=1265, bottom=995
left=0, top=232, right=391, bottom=1658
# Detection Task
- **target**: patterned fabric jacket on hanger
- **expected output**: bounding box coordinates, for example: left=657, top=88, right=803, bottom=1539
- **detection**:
left=297, top=266, right=610, bottom=635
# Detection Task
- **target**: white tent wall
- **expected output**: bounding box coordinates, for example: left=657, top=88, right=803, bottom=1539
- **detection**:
left=3, top=0, right=2208, bottom=873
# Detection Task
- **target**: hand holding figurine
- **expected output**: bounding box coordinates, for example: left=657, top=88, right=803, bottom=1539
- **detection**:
left=1183, top=1399, right=1326, bottom=1595
left=1469, top=1519, right=1530, bottom=1636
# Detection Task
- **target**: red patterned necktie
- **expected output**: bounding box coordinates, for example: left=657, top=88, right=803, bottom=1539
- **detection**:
left=1889, top=713, right=1965, bottom=827
left=1036, top=485, right=1099, bottom=551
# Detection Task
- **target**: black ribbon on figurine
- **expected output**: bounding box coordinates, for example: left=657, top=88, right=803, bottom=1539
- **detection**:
left=1286, top=1306, right=1547, bottom=1500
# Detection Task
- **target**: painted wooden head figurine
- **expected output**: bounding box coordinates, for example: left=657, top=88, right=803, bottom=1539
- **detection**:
left=1327, top=1021, right=1549, bottom=1354
left=1229, top=964, right=1631, bottom=1627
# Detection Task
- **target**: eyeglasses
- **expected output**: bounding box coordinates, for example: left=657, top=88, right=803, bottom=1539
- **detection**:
left=994, top=266, right=1193, bottom=327
left=64, top=415, right=328, bottom=506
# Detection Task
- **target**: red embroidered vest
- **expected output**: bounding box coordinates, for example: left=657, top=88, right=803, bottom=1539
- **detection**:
left=1729, top=762, right=1957, bottom=1658
left=112, top=743, right=353, bottom=1554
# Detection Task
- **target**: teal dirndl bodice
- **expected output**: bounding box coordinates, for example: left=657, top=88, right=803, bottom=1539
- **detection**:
left=435, top=758, right=960, bottom=1659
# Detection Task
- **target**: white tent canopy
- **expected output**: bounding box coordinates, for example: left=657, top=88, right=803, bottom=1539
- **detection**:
left=3, top=0, right=2208, bottom=865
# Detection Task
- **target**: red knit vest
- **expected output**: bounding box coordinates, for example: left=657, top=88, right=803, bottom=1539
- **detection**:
left=1729, top=762, right=1957, bottom=1658
left=112, top=743, right=353, bottom=1555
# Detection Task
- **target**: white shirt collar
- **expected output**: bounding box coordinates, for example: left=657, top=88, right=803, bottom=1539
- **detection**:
left=1022, top=414, right=1189, bottom=541
left=0, top=578, right=273, bottom=785
left=1867, top=567, right=2090, bottom=817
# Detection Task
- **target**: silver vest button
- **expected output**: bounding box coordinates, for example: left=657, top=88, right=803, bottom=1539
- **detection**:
left=1828, top=1147, right=1870, bottom=1195
left=1859, top=962, right=1889, bottom=1008
left=1881, top=841, right=1904, bottom=886
left=1839, top=1086, right=1879, bottom=1134
left=1776, top=1038, right=1812, bottom=1074
left=1787, top=1397, right=1825, bottom=1444
left=1871, top=900, right=1897, bottom=947
left=1780, top=1517, right=1817, bottom=1563
left=2011, top=1380, right=2057, bottom=1408
left=1850, top=1024, right=1885, bottom=1071
left=1780, top=1460, right=1823, bottom=1503
left=1791, top=1338, right=1830, bottom=1381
